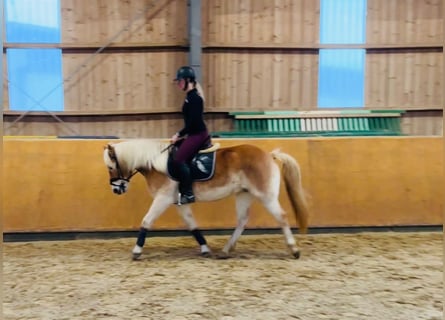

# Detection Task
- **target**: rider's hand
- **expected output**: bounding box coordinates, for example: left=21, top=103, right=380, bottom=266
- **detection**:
left=171, top=133, right=180, bottom=143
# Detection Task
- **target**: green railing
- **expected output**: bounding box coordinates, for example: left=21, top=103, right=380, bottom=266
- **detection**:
left=212, top=110, right=404, bottom=138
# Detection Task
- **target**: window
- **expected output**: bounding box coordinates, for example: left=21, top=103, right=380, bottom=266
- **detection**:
left=320, top=0, right=367, bottom=44
left=318, top=49, right=365, bottom=108
left=7, top=49, right=64, bottom=111
left=318, top=0, right=367, bottom=108
left=5, top=0, right=63, bottom=111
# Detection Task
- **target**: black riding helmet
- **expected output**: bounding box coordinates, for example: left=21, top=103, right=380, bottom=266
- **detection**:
left=174, top=66, right=196, bottom=81
left=174, top=66, right=196, bottom=91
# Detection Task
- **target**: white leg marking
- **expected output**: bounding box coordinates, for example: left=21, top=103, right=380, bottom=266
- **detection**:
left=131, top=195, right=173, bottom=256
left=132, top=245, right=143, bottom=255
left=200, top=244, right=211, bottom=254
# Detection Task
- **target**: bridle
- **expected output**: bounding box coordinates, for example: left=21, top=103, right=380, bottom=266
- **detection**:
left=108, top=151, right=138, bottom=192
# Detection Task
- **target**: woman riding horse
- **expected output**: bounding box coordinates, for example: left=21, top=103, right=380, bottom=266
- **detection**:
left=171, top=66, right=210, bottom=205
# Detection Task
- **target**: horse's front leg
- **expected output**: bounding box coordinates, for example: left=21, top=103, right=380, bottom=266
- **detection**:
left=132, top=195, right=173, bottom=260
left=176, top=205, right=211, bottom=257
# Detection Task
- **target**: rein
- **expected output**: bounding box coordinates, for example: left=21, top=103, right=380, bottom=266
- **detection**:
left=160, top=137, right=185, bottom=154
left=160, top=143, right=175, bottom=154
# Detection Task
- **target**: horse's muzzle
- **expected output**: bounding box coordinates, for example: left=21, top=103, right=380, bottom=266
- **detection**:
left=110, top=179, right=128, bottom=195
left=113, top=187, right=124, bottom=195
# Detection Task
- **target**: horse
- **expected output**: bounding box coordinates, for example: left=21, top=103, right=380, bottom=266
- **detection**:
left=103, top=139, right=309, bottom=260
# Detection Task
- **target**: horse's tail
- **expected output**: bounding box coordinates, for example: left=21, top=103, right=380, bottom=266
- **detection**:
left=271, top=149, right=309, bottom=234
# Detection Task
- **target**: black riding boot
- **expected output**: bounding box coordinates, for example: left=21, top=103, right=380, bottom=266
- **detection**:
left=177, top=162, right=195, bottom=205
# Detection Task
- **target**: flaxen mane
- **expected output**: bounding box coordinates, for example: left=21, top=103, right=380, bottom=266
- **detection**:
left=110, top=139, right=169, bottom=173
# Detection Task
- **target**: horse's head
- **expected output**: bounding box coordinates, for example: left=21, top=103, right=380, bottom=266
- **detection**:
left=103, top=143, right=137, bottom=195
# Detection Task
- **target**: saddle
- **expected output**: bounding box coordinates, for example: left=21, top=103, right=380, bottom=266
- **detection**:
left=167, top=138, right=220, bottom=182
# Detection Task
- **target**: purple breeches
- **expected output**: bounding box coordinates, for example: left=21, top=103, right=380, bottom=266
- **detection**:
left=174, top=130, right=210, bottom=164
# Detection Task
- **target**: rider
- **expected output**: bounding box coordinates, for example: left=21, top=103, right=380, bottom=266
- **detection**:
left=171, top=66, right=210, bottom=205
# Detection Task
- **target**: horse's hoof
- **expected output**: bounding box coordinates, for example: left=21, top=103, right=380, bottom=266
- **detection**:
left=293, top=250, right=301, bottom=259
left=132, top=245, right=143, bottom=260
left=201, top=251, right=212, bottom=258
left=216, top=252, right=231, bottom=259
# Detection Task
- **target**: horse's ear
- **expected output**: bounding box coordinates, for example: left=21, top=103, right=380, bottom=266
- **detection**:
left=106, top=144, right=116, bottom=160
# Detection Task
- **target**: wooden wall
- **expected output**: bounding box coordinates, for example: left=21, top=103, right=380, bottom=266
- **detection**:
left=3, top=113, right=233, bottom=138
left=63, top=51, right=187, bottom=112
left=202, top=0, right=320, bottom=45
left=61, top=0, right=188, bottom=44
left=203, top=50, right=318, bottom=110
left=365, top=0, right=442, bottom=111
left=3, top=0, right=442, bottom=137
left=366, top=50, right=442, bottom=109
left=3, top=137, right=442, bottom=233
left=366, top=0, right=443, bottom=45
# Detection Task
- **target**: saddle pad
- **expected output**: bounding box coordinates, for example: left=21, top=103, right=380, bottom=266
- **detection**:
left=167, top=150, right=216, bottom=182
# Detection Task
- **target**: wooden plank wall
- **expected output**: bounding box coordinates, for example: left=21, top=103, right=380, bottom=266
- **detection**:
left=63, top=52, right=187, bottom=112
left=61, top=0, right=188, bottom=112
left=202, top=0, right=320, bottom=110
left=203, top=51, right=318, bottom=111
left=203, top=0, right=319, bottom=45
left=366, top=0, right=443, bottom=109
left=4, top=113, right=233, bottom=138
left=366, top=0, right=443, bottom=45
left=61, top=0, right=188, bottom=44
left=366, top=50, right=442, bottom=109
left=401, top=111, right=444, bottom=135
left=3, top=0, right=443, bottom=137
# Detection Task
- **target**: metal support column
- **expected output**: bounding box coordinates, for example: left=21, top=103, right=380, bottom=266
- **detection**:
left=188, top=0, right=202, bottom=82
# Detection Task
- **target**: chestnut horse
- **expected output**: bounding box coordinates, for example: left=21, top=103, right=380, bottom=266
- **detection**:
left=103, top=139, right=309, bottom=259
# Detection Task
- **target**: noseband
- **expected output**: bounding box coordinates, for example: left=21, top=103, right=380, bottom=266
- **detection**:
left=109, top=153, right=138, bottom=190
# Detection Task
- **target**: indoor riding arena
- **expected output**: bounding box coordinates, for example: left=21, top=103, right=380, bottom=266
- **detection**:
left=3, top=1, right=443, bottom=320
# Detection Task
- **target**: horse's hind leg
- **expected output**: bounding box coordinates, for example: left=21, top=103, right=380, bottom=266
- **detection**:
left=176, top=205, right=211, bottom=256
left=263, top=198, right=301, bottom=259
left=221, top=192, right=252, bottom=256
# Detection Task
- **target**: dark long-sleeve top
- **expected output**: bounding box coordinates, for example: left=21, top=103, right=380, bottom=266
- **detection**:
left=177, top=88, right=207, bottom=136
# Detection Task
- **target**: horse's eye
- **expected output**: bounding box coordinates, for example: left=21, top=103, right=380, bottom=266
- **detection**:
left=108, top=166, right=113, bottom=171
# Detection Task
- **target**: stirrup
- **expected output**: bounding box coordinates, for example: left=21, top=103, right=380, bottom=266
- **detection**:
left=176, top=193, right=195, bottom=206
